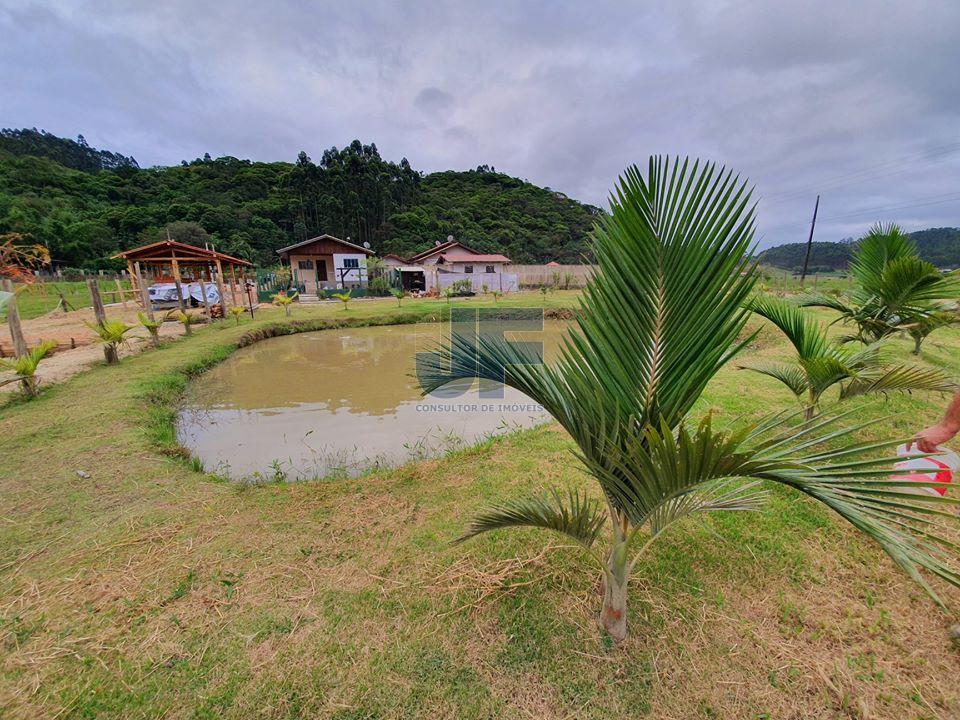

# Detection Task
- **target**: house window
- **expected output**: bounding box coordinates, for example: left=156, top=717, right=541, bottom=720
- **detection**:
left=464, top=265, right=473, bottom=274
left=343, top=258, right=360, bottom=269
left=485, top=265, right=495, bottom=273
left=297, top=260, right=314, bottom=270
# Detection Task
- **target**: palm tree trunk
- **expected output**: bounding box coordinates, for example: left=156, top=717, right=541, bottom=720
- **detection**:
left=22, top=376, right=37, bottom=398
left=913, top=335, right=922, bottom=355
left=600, top=540, right=629, bottom=641
left=285, top=305, right=291, bottom=317
left=104, top=344, right=119, bottom=365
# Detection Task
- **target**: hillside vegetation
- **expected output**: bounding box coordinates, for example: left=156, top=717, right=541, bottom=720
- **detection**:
left=0, top=129, right=600, bottom=269
left=761, top=227, right=960, bottom=271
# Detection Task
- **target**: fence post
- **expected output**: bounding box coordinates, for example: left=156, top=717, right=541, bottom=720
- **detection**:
left=2, top=279, right=28, bottom=358
left=88, top=278, right=107, bottom=325
left=115, top=278, right=128, bottom=310
left=87, top=279, right=114, bottom=364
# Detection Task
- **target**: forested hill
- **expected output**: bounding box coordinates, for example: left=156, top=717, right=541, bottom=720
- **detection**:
left=0, top=129, right=601, bottom=269
left=761, top=227, right=960, bottom=271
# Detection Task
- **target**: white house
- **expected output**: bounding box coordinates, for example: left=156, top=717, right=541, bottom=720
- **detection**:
left=404, top=239, right=516, bottom=292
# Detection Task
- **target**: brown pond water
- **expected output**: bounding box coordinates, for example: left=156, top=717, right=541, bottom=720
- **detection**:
left=177, top=320, right=570, bottom=481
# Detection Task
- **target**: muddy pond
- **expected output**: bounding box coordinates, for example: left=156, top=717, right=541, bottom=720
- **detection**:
left=177, top=320, right=569, bottom=481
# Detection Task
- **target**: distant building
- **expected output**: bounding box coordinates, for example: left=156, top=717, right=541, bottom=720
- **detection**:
left=381, top=253, right=408, bottom=267
left=277, top=234, right=375, bottom=296
left=402, top=239, right=514, bottom=292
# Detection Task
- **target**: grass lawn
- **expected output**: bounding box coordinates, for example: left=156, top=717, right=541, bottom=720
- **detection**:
left=1, top=290, right=959, bottom=718
left=2, top=280, right=133, bottom=321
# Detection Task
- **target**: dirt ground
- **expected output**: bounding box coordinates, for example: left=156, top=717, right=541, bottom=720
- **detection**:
left=0, top=303, right=209, bottom=391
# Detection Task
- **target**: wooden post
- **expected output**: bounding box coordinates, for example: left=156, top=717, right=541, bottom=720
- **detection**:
left=126, top=260, right=136, bottom=292
left=245, top=277, right=255, bottom=319
left=88, top=278, right=106, bottom=324
left=240, top=267, right=252, bottom=308
left=214, top=268, right=229, bottom=317
left=134, top=262, right=154, bottom=320
left=198, top=275, right=212, bottom=320
left=229, top=265, right=239, bottom=306
left=2, top=279, right=28, bottom=358
left=115, top=278, right=128, bottom=310
left=214, top=259, right=229, bottom=314
left=171, top=258, right=186, bottom=310
left=88, top=278, right=114, bottom=363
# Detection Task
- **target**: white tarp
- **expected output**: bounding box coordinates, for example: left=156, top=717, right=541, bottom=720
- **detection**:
left=0, top=290, right=12, bottom=312
left=148, top=282, right=221, bottom=305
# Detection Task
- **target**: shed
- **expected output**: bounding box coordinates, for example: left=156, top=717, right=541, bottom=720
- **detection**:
left=113, top=240, right=253, bottom=309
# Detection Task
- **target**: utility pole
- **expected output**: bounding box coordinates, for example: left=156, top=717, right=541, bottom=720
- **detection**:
left=800, top=194, right=820, bottom=284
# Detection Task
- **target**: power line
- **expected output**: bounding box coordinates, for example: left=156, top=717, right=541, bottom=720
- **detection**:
left=818, top=191, right=960, bottom=223
left=760, top=141, right=960, bottom=206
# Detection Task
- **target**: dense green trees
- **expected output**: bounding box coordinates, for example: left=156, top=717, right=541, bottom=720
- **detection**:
left=0, top=130, right=600, bottom=269
left=761, top=228, right=960, bottom=272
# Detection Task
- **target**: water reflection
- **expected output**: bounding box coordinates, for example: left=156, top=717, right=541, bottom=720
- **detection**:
left=177, top=320, right=569, bottom=481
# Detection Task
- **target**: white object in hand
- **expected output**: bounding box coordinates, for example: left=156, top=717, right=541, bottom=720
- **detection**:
left=893, top=444, right=960, bottom=497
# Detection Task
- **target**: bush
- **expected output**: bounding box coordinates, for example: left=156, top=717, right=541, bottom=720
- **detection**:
left=450, top=279, right=474, bottom=296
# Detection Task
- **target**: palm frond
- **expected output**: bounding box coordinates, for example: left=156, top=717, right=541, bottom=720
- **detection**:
left=850, top=222, right=917, bottom=295
left=875, top=256, right=960, bottom=311
left=138, top=312, right=162, bottom=330
left=795, top=292, right=855, bottom=316
left=839, top=364, right=957, bottom=400
left=0, top=339, right=56, bottom=377
left=745, top=295, right=829, bottom=358
left=646, top=479, right=767, bottom=537
left=457, top=488, right=606, bottom=548
left=737, top=359, right=808, bottom=397
left=85, top=320, right=134, bottom=344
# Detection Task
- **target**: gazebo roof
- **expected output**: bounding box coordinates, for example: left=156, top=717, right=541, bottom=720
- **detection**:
left=112, top=239, right=253, bottom=267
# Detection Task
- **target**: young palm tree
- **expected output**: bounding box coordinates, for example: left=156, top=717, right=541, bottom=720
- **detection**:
left=801, top=223, right=960, bottom=343
left=418, top=157, right=960, bottom=640
left=905, top=307, right=959, bottom=355
left=138, top=312, right=163, bottom=349
left=390, top=288, right=404, bottom=307
left=331, top=291, right=351, bottom=311
left=228, top=305, right=246, bottom=326
left=169, top=310, right=199, bottom=336
left=86, top=320, right=134, bottom=364
left=272, top=291, right=299, bottom=317
left=0, top=340, right=56, bottom=397
left=740, top=296, right=954, bottom=419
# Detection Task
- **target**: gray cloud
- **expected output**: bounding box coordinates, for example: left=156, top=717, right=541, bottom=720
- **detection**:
left=2, top=0, right=959, bottom=248
left=414, top=88, right=455, bottom=117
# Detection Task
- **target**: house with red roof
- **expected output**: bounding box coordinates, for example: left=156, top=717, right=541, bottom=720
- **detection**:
left=407, top=239, right=511, bottom=274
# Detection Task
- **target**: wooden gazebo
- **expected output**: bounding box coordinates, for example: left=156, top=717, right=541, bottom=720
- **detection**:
left=112, top=240, right=254, bottom=309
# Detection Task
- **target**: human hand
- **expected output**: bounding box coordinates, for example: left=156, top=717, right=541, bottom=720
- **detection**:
left=908, top=422, right=960, bottom=453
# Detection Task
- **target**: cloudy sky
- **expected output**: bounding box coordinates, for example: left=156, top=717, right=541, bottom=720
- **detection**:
left=2, top=0, right=959, bottom=248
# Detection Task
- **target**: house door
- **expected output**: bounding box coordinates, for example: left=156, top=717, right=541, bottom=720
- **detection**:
left=297, top=260, right=318, bottom=294
left=317, top=258, right=328, bottom=288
